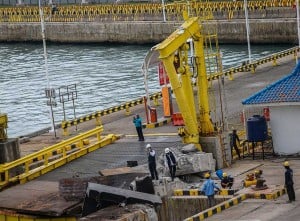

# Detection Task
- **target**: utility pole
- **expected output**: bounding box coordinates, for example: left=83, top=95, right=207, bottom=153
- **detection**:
left=39, top=0, right=57, bottom=137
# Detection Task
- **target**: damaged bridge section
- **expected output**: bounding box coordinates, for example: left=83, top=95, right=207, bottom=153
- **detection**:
left=82, top=183, right=162, bottom=217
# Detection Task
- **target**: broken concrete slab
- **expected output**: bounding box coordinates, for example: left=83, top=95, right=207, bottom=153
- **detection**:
left=59, top=173, right=148, bottom=201
left=82, top=183, right=162, bottom=216
left=157, top=147, right=216, bottom=177
left=80, top=204, right=158, bottom=221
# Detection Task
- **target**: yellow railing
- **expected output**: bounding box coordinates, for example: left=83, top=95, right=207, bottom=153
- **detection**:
left=0, top=126, right=117, bottom=189
left=208, top=46, right=299, bottom=81
left=0, top=0, right=296, bottom=23
left=61, top=91, right=162, bottom=134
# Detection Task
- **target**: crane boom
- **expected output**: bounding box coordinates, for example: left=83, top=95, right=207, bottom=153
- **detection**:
left=153, top=17, right=214, bottom=150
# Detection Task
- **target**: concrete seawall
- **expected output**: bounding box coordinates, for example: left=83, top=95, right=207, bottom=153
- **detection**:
left=0, top=19, right=298, bottom=44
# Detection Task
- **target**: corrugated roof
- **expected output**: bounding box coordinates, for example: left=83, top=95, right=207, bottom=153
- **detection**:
left=242, top=62, right=300, bottom=105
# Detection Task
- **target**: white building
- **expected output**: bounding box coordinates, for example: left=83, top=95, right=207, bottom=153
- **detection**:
left=242, top=62, right=300, bottom=155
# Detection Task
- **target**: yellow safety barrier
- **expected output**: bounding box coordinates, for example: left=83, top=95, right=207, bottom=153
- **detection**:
left=183, top=186, right=285, bottom=221
left=183, top=194, right=247, bottom=221
left=246, top=187, right=286, bottom=200
left=174, top=188, right=238, bottom=196
left=0, top=126, right=117, bottom=189
left=213, top=47, right=300, bottom=81
left=61, top=92, right=162, bottom=133
left=0, top=1, right=296, bottom=23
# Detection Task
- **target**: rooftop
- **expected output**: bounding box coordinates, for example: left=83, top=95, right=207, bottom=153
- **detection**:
left=242, top=61, right=300, bottom=105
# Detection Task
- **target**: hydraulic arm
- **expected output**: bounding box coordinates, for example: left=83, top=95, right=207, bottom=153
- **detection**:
left=153, top=17, right=214, bottom=149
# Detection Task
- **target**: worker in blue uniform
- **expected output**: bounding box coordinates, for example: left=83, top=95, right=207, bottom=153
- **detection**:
left=284, top=161, right=295, bottom=203
left=133, top=114, right=144, bottom=141
left=201, top=173, right=221, bottom=207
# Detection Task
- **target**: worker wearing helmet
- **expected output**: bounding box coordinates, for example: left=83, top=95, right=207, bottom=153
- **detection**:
left=283, top=161, right=295, bottom=203
left=230, top=129, right=241, bottom=159
left=201, top=172, right=221, bottom=208
left=221, top=172, right=234, bottom=189
left=164, top=148, right=177, bottom=181
left=254, top=170, right=263, bottom=179
left=146, top=144, right=158, bottom=180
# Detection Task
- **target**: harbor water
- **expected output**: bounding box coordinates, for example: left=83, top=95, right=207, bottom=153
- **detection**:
left=0, top=43, right=294, bottom=137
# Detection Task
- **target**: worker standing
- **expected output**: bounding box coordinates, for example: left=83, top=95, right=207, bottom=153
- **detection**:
left=201, top=173, right=221, bottom=207
left=133, top=114, right=144, bottom=141
left=230, top=129, right=241, bottom=159
left=283, top=161, right=296, bottom=203
left=164, top=148, right=177, bottom=181
left=146, top=144, right=158, bottom=180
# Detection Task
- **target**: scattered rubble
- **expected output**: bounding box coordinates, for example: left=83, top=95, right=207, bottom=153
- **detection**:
left=56, top=143, right=219, bottom=219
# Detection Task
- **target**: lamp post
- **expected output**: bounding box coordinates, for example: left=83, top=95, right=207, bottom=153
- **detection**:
left=39, top=0, right=57, bottom=137
left=162, top=0, right=166, bottom=22
left=244, top=0, right=251, bottom=64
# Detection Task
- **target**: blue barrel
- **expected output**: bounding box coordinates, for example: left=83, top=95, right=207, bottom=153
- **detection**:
left=246, top=115, right=268, bottom=142
left=216, top=169, right=223, bottom=180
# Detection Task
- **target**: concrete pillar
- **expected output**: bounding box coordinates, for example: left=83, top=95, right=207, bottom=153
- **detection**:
left=200, top=136, right=224, bottom=169
left=0, top=138, right=21, bottom=179
left=0, top=138, right=20, bottom=164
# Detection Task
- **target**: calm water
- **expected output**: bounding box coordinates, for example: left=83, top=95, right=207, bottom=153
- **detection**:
left=0, top=43, right=293, bottom=137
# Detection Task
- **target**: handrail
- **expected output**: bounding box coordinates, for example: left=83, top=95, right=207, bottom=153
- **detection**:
left=0, top=0, right=296, bottom=23
left=0, top=126, right=117, bottom=189
left=60, top=92, right=162, bottom=133
left=209, top=46, right=299, bottom=81
left=7, top=127, right=102, bottom=169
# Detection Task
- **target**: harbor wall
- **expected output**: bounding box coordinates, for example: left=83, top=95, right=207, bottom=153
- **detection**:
left=0, top=19, right=298, bottom=44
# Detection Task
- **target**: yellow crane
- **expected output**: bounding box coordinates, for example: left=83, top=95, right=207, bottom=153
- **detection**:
left=153, top=17, right=215, bottom=150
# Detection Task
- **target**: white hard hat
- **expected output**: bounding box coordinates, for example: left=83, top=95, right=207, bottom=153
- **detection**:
left=165, top=148, right=170, bottom=153
left=146, top=144, right=151, bottom=149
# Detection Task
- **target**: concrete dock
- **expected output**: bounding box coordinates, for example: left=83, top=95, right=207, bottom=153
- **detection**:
left=1, top=53, right=299, bottom=220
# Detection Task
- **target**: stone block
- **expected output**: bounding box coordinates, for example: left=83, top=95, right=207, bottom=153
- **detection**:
left=0, top=138, right=20, bottom=163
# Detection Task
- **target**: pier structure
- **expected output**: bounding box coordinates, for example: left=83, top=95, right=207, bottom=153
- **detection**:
left=0, top=47, right=298, bottom=220
left=0, top=1, right=299, bottom=43
left=0, top=1, right=300, bottom=219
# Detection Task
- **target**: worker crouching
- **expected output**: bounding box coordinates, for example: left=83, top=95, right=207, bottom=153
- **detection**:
left=221, top=172, right=234, bottom=189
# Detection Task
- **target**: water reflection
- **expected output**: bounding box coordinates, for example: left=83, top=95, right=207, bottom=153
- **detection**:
left=0, top=43, right=293, bottom=137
